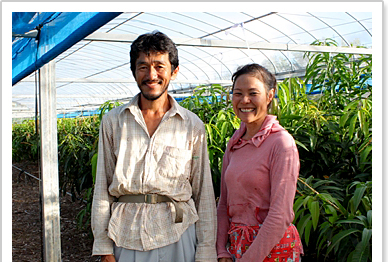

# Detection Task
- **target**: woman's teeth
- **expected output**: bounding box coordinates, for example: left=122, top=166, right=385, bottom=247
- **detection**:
left=240, top=108, right=254, bottom=112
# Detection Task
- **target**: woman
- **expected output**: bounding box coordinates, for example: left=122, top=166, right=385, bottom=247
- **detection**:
left=216, top=64, right=303, bottom=262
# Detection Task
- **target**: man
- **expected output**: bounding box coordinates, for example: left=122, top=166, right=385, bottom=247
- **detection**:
left=91, top=31, right=217, bottom=262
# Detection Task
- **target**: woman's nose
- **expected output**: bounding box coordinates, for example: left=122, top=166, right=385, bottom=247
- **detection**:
left=242, top=95, right=250, bottom=103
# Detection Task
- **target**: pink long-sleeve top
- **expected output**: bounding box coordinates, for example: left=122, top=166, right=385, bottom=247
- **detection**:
left=216, top=115, right=301, bottom=261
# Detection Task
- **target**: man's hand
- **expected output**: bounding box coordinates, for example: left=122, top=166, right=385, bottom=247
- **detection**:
left=101, top=255, right=115, bottom=262
left=218, top=258, right=233, bottom=262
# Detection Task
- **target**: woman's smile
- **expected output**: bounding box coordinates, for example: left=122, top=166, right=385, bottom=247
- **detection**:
left=232, top=74, right=272, bottom=128
left=240, top=108, right=255, bottom=113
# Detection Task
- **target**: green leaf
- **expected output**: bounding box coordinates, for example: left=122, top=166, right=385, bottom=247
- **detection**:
left=309, top=135, right=318, bottom=151
left=357, top=110, right=365, bottom=134
left=317, top=221, right=331, bottom=253
left=348, top=114, right=358, bottom=139
left=347, top=250, right=355, bottom=262
left=328, top=197, right=347, bottom=216
left=205, top=124, right=213, bottom=144
left=302, top=195, right=313, bottom=208
left=207, top=149, right=214, bottom=164
left=309, top=200, right=320, bottom=230
left=304, top=220, right=313, bottom=246
left=220, top=121, right=228, bottom=141
left=324, top=205, right=338, bottom=224
left=319, top=186, right=344, bottom=192
left=361, top=197, right=372, bottom=212
left=335, top=219, right=365, bottom=227
left=313, top=179, right=337, bottom=188
left=350, top=186, right=367, bottom=214
left=295, top=140, right=309, bottom=152
left=318, top=151, right=330, bottom=167
left=367, top=210, right=372, bottom=228
left=360, top=228, right=372, bottom=248
left=297, top=213, right=312, bottom=238
left=355, top=215, right=369, bottom=228
left=294, top=209, right=304, bottom=224
left=305, top=176, right=314, bottom=185
left=326, top=228, right=360, bottom=256
left=351, top=229, right=371, bottom=262
left=340, top=111, right=352, bottom=127
left=209, top=145, right=224, bottom=154
left=360, top=145, right=372, bottom=166
left=91, top=153, right=98, bottom=185
left=293, top=196, right=305, bottom=213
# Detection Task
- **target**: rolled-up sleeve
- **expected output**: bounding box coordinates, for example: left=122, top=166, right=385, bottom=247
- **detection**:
left=91, top=114, right=117, bottom=256
left=190, top=123, right=217, bottom=262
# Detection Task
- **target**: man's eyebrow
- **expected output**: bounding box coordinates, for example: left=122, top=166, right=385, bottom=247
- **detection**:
left=136, top=60, right=167, bottom=65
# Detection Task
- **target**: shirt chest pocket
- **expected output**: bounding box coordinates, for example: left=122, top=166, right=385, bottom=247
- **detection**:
left=154, top=146, right=193, bottom=179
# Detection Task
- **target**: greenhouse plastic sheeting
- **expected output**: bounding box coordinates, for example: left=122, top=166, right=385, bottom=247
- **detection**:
left=12, top=12, right=122, bottom=85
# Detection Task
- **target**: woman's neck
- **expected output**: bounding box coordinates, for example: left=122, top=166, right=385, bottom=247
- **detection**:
left=242, top=115, right=267, bottom=140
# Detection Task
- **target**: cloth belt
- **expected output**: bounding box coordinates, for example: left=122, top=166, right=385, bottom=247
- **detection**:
left=117, top=194, right=184, bottom=223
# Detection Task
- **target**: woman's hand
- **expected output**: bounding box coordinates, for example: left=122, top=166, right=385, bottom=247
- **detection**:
left=218, top=258, right=233, bottom=262
left=101, top=255, right=115, bottom=262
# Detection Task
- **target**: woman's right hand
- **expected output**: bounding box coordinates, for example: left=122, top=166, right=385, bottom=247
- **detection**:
left=101, top=255, right=115, bottom=262
left=218, top=258, right=233, bottom=262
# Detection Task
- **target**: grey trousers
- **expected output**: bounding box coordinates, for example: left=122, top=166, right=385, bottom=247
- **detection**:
left=114, top=224, right=196, bottom=262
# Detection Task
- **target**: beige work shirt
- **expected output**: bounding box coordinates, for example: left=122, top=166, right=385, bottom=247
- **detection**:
left=91, top=94, right=217, bottom=261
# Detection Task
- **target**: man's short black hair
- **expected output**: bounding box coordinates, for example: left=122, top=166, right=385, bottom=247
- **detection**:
left=130, top=31, right=179, bottom=77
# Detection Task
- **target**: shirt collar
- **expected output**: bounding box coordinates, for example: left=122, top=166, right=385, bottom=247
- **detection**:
left=119, top=93, right=187, bottom=120
left=228, top=115, right=283, bottom=151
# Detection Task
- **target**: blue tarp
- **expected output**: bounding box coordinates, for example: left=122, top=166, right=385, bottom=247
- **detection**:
left=12, top=12, right=122, bottom=85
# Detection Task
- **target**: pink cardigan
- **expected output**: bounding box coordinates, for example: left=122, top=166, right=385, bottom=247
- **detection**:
left=216, top=115, right=301, bottom=261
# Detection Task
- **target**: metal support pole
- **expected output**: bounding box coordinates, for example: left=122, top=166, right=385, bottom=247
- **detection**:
left=39, top=60, right=62, bottom=262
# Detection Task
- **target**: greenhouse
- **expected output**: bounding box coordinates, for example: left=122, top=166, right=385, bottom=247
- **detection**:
left=12, top=10, right=375, bottom=119
left=8, top=4, right=382, bottom=262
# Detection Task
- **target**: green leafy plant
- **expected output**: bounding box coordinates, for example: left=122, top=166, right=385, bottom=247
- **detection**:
left=76, top=100, right=122, bottom=230
left=12, top=39, right=372, bottom=260
left=180, top=84, right=239, bottom=198
left=57, top=116, right=100, bottom=199
left=276, top=38, right=372, bottom=261
left=293, top=177, right=371, bottom=262
left=12, top=119, right=40, bottom=161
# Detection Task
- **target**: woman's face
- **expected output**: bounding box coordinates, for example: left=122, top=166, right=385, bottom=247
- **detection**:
left=232, top=74, right=274, bottom=126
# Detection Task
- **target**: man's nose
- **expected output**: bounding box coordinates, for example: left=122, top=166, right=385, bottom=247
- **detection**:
left=147, top=66, right=158, bottom=80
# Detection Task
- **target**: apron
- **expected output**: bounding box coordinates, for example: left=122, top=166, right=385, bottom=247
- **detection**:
left=228, top=222, right=303, bottom=261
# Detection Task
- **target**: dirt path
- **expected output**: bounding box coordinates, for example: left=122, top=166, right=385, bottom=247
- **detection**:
left=12, top=161, right=99, bottom=262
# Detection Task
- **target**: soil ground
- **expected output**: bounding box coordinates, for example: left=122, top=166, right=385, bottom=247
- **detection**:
left=12, top=160, right=323, bottom=262
left=12, top=160, right=100, bottom=262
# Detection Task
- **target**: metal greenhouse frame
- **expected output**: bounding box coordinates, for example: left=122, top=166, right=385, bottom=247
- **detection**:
left=8, top=5, right=381, bottom=261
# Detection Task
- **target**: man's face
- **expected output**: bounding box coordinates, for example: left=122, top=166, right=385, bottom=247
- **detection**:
left=134, top=52, right=179, bottom=101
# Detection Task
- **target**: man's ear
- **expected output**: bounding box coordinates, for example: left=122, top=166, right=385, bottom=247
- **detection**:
left=171, top=66, right=179, bottom=80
